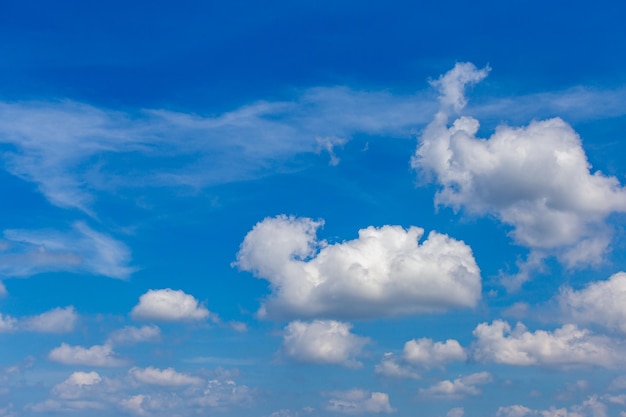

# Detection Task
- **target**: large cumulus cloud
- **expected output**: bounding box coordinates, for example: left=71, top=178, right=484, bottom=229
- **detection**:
left=235, top=215, right=481, bottom=319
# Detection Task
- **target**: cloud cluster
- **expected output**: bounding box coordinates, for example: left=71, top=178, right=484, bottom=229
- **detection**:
left=129, top=367, right=203, bottom=386
left=376, top=338, right=466, bottom=378
left=472, top=320, right=625, bottom=368
left=559, top=272, right=626, bottom=334
left=413, top=62, right=626, bottom=286
left=281, top=320, right=369, bottom=367
left=419, top=372, right=493, bottom=399
left=236, top=215, right=481, bottom=319
left=1, top=222, right=134, bottom=279
left=497, top=396, right=608, bottom=417
left=325, top=390, right=394, bottom=414
left=131, top=289, right=212, bottom=322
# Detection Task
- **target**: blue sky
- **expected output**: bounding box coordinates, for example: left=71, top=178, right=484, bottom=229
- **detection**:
left=2, top=1, right=626, bottom=416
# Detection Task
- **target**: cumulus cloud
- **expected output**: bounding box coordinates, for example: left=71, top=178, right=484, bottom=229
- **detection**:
left=376, top=338, right=466, bottom=378
left=471, top=320, right=625, bottom=368
left=21, top=306, right=77, bottom=333
left=52, top=371, right=102, bottom=400
left=413, top=62, right=626, bottom=287
left=1, top=222, right=134, bottom=279
left=129, top=366, right=203, bottom=386
left=281, top=320, right=369, bottom=367
left=0, top=306, right=76, bottom=334
left=419, top=372, right=492, bottom=399
left=559, top=272, right=626, bottom=334
left=131, top=288, right=212, bottom=322
left=48, top=343, right=127, bottom=367
left=107, top=325, right=161, bottom=345
left=236, top=215, right=481, bottom=319
left=325, top=390, right=394, bottom=414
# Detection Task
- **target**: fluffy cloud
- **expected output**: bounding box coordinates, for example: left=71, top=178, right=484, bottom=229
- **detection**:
left=21, top=306, right=77, bottom=333
left=108, top=325, right=161, bottom=345
left=52, top=371, right=102, bottom=400
left=559, top=272, right=626, bottom=334
left=0, top=306, right=76, bottom=334
left=376, top=338, right=466, bottom=378
left=129, top=366, right=203, bottom=386
left=471, top=320, right=625, bottom=368
left=1, top=222, right=134, bottom=279
left=325, top=390, right=394, bottom=414
left=281, top=320, right=369, bottom=367
left=236, top=215, right=481, bottom=319
left=48, top=343, right=127, bottom=367
left=419, top=372, right=492, bottom=399
left=131, top=289, right=212, bottom=322
left=413, top=63, right=626, bottom=286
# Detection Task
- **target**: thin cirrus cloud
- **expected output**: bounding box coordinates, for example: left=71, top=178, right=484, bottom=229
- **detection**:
left=412, top=62, right=626, bottom=288
left=558, top=271, right=626, bottom=334
left=281, top=320, right=369, bottom=368
left=1, top=221, right=134, bottom=280
left=130, top=288, right=213, bottom=322
left=376, top=338, right=466, bottom=379
left=471, top=320, right=626, bottom=368
left=235, top=215, right=481, bottom=320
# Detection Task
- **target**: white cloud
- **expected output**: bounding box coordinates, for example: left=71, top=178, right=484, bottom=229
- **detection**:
left=131, top=288, right=212, bottom=322
left=419, top=372, right=492, bottom=399
left=559, top=272, right=626, bottom=334
left=107, top=325, right=161, bottom=345
left=48, top=343, right=127, bottom=367
left=192, top=378, right=254, bottom=408
left=22, top=306, right=77, bottom=333
left=376, top=338, right=466, bottom=379
left=129, top=366, right=203, bottom=386
left=52, top=371, right=102, bottom=400
left=325, top=389, right=394, bottom=414
left=1, top=222, right=134, bottom=279
left=236, top=215, right=481, bottom=319
left=497, top=396, right=608, bottom=417
left=413, top=62, right=626, bottom=287
left=0, top=282, right=6, bottom=297
left=446, top=407, right=465, bottom=417
left=471, top=320, right=625, bottom=368
left=0, top=314, right=17, bottom=333
left=281, top=320, right=369, bottom=367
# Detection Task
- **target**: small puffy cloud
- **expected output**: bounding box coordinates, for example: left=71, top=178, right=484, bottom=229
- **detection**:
left=1, top=222, right=134, bottom=279
left=22, top=306, right=77, bottom=333
left=420, top=372, right=492, bottom=399
left=131, top=289, right=211, bottom=322
left=471, top=320, right=625, bottom=368
left=413, top=63, right=626, bottom=287
left=559, top=272, right=626, bottom=334
left=325, top=390, right=394, bottom=414
left=236, top=215, right=481, bottom=319
left=447, top=407, right=465, bottom=417
left=48, top=343, right=127, bottom=367
left=108, top=325, right=161, bottom=345
left=376, top=338, right=466, bottom=379
left=281, top=320, right=368, bottom=367
left=192, top=378, right=254, bottom=408
left=129, top=366, right=203, bottom=386
left=52, top=371, right=102, bottom=400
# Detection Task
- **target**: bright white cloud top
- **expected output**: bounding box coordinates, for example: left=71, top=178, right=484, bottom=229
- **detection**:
left=419, top=372, right=493, bottom=399
left=48, top=343, right=127, bottom=367
left=413, top=62, right=626, bottom=286
left=129, top=366, right=203, bottom=386
left=131, top=289, right=212, bottom=322
left=471, top=320, right=626, bottom=368
left=325, top=390, right=395, bottom=414
left=377, top=338, right=466, bottom=378
left=236, top=215, right=481, bottom=319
